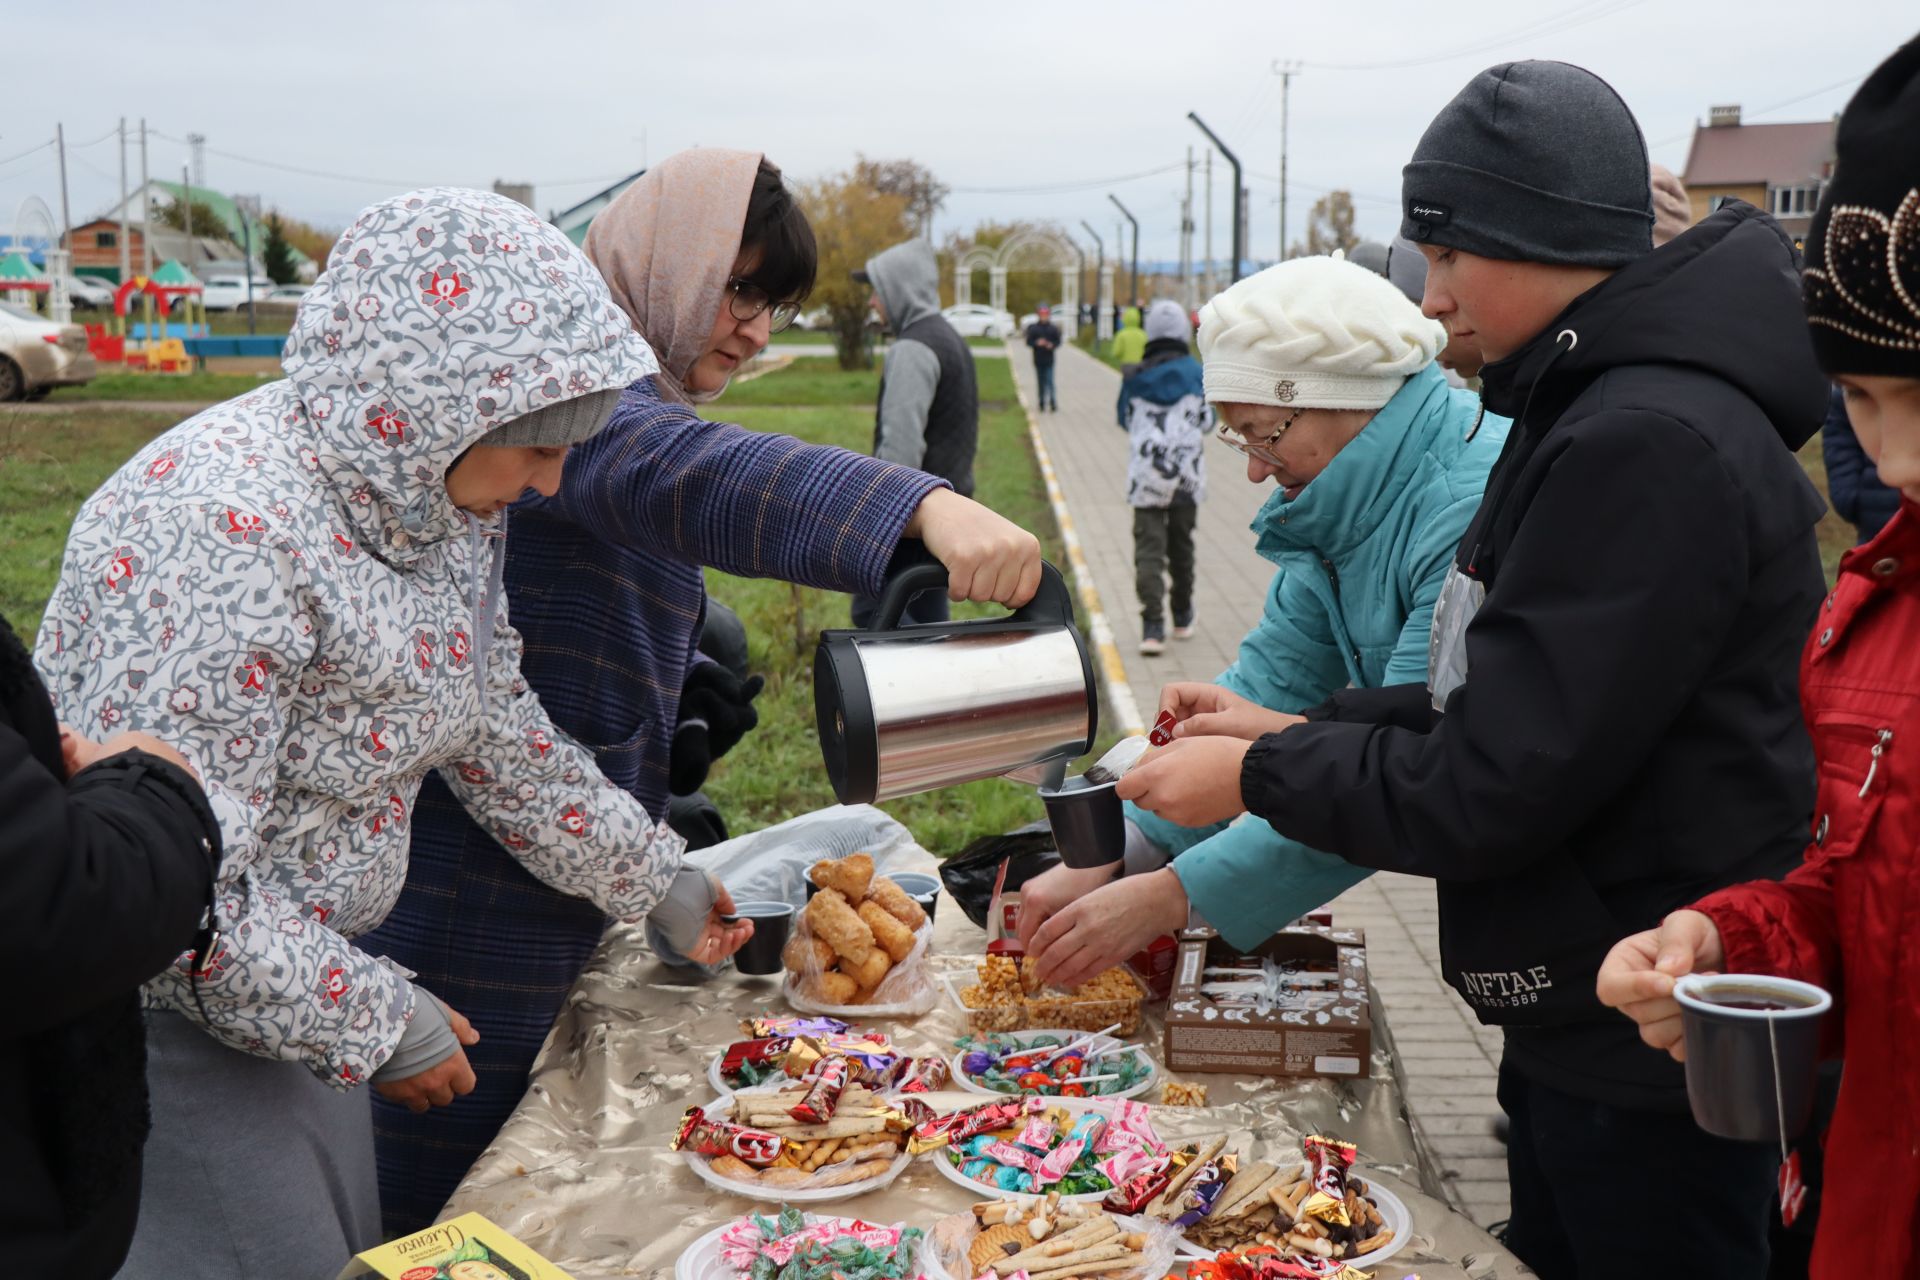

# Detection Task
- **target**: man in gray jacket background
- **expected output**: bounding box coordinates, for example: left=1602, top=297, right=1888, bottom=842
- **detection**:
left=853, top=237, right=980, bottom=624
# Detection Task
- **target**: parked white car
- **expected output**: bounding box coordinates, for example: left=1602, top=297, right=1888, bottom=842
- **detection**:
left=940, top=304, right=1017, bottom=339
left=60, top=275, right=119, bottom=309
left=0, top=300, right=97, bottom=399
left=198, top=275, right=274, bottom=311
left=258, top=284, right=311, bottom=308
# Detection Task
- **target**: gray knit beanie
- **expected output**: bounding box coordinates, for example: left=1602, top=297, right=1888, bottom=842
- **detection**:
left=479, top=387, right=623, bottom=447
left=1144, top=298, right=1191, bottom=344
left=1402, top=61, right=1654, bottom=267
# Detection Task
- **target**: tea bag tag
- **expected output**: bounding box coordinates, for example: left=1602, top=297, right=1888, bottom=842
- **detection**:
left=1766, top=1015, right=1805, bottom=1227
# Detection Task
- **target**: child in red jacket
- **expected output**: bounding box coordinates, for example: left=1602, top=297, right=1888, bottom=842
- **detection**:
left=1597, top=36, right=1920, bottom=1279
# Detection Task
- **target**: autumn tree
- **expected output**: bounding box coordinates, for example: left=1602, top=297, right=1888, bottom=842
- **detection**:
left=797, top=169, right=916, bottom=370
left=1289, top=190, right=1360, bottom=259
left=159, top=196, right=225, bottom=238
left=854, top=155, right=949, bottom=237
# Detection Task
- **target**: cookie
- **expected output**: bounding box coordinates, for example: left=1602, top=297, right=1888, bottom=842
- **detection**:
left=968, top=1223, right=1033, bottom=1273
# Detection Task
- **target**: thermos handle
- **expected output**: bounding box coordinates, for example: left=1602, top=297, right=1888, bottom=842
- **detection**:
left=867, top=553, right=1076, bottom=631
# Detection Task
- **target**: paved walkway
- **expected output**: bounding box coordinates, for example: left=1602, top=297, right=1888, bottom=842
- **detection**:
left=1008, top=342, right=1511, bottom=1228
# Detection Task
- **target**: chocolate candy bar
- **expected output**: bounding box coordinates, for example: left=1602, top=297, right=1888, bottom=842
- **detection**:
left=1170, top=1158, right=1228, bottom=1227
left=1299, top=1135, right=1358, bottom=1226
left=671, top=1106, right=783, bottom=1166
left=788, top=1055, right=852, bottom=1124
left=721, top=1036, right=793, bottom=1078
left=1101, top=1168, right=1171, bottom=1213
left=906, top=1098, right=1030, bottom=1154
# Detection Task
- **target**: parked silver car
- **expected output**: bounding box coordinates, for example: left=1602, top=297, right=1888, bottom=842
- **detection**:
left=0, top=301, right=97, bottom=399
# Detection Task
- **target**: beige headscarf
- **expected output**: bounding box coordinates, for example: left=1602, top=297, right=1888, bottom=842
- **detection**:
left=582, top=147, right=763, bottom=403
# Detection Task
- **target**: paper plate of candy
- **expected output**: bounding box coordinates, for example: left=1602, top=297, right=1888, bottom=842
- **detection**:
left=709, top=1015, right=950, bottom=1097
left=922, top=1193, right=1181, bottom=1280
left=675, top=1206, right=925, bottom=1280
left=673, top=1066, right=921, bottom=1203
left=917, top=1095, right=1171, bottom=1204
left=950, top=1029, right=1157, bottom=1101
left=1148, top=1135, right=1410, bottom=1271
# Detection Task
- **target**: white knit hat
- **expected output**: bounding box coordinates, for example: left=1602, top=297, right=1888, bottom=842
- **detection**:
left=1197, top=257, right=1447, bottom=410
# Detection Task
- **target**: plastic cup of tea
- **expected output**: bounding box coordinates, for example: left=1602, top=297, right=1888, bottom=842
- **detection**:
left=1673, top=974, right=1832, bottom=1144
left=1038, top=775, right=1125, bottom=869
left=730, top=901, right=795, bottom=977
left=887, top=871, right=941, bottom=923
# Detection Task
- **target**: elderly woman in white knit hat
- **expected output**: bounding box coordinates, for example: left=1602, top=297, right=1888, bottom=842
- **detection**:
left=1021, top=256, right=1510, bottom=986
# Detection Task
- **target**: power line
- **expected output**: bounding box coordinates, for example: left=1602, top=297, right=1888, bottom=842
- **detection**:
left=0, top=138, right=54, bottom=170
left=1644, top=71, right=1866, bottom=149
left=950, top=161, right=1186, bottom=196
left=1300, top=0, right=1644, bottom=71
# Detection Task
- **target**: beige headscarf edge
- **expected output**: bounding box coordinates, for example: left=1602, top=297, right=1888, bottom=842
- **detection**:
left=582, top=147, right=763, bottom=404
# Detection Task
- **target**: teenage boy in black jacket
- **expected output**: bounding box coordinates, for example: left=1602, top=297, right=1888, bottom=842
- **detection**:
left=1120, top=61, right=1828, bottom=1278
left=0, top=614, right=220, bottom=1277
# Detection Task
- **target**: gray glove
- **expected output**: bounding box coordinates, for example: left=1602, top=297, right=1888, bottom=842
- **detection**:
left=647, top=864, right=719, bottom=964
left=373, top=988, right=461, bottom=1083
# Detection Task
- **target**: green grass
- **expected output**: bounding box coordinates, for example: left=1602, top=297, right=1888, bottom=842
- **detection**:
left=43, top=370, right=278, bottom=403
left=697, top=353, right=1073, bottom=853
left=768, top=329, right=1009, bottom=350
left=725, top=357, right=881, bottom=407
left=70, top=304, right=293, bottom=338
left=0, top=407, right=183, bottom=638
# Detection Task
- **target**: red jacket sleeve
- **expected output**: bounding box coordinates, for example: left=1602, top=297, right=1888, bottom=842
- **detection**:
left=1693, top=845, right=1842, bottom=997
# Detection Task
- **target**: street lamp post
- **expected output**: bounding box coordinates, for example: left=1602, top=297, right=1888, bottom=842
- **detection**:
left=1107, top=194, right=1139, bottom=307
left=1187, top=112, right=1244, bottom=283
left=1080, top=220, right=1110, bottom=345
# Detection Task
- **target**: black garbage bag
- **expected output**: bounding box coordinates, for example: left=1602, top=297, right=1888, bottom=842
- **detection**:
left=939, top=822, right=1061, bottom=930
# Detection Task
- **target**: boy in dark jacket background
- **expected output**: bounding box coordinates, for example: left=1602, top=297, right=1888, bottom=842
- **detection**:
left=1, top=614, right=219, bottom=1277
left=1122, top=60, right=1828, bottom=1277
left=1118, top=299, right=1209, bottom=654
left=1025, top=303, right=1062, bottom=412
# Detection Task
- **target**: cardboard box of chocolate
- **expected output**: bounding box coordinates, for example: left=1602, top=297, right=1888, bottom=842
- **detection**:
left=1163, top=926, right=1370, bottom=1079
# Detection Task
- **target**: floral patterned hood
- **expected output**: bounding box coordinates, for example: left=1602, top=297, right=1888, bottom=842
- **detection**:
left=282, top=187, right=658, bottom=559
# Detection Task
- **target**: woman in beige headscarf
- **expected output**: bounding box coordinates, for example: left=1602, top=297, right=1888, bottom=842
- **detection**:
left=365, top=148, right=1042, bottom=1233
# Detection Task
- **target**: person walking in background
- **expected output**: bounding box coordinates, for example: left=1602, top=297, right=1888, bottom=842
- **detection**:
left=1, top=613, right=219, bottom=1278
left=1025, top=303, right=1062, bottom=411
left=855, top=237, right=981, bottom=625
left=1821, top=384, right=1900, bottom=542
left=1109, top=303, right=1147, bottom=369
left=1118, top=300, right=1209, bottom=655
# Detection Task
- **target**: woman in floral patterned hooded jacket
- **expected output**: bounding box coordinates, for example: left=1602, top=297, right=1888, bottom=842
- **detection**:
left=33, top=188, right=744, bottom=1275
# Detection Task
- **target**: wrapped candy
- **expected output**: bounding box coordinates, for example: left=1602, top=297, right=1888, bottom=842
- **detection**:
left=1169, top=1158, right=1229, bottom=1227
left=894, top=1056, right=951, bottom=1093
left=788, top=1055, right=852, bottom=1124
left=721, top=1037, right=794, bottom=1083
left=908, top=1098, right=1033, bottom=1154
left=741, top=1015, right=851, bottom=1039
left=1102, top=1168, right=1171, bottom=1213
left=1299, top=1135, right=1358, bottom=1227
left=671, top=1106, right=783, bottom=1166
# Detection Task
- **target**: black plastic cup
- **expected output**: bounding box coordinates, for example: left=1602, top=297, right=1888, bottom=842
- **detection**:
left=1674, top=974, right=1832, bottom=1143
left=731, top=901, right=795, bottom=977
left=1038, top=776, right=1125, bottom=869
left=888, top=871, right=941, bottom=924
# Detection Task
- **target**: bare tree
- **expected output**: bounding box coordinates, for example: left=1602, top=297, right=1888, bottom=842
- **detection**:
left=854, top=156, right=949, bottom=237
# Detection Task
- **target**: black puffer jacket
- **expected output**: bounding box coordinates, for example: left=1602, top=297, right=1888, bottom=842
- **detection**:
left=1241, top=202, right=1829, bottom=1108
left=0, top=614, right=219, bottom=1277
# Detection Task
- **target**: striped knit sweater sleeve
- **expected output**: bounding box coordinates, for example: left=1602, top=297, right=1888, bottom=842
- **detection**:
left=542, top=378, right=947, bottom=591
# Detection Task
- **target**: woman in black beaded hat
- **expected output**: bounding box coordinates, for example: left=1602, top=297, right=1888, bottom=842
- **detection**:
left=1599, top=34, right=1920, bottom=1280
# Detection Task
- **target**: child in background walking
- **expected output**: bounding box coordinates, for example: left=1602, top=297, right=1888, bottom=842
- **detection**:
left=1118, top=299, right=1208, bottom=654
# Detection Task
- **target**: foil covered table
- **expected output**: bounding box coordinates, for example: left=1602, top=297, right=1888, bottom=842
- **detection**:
left=442, top=817, right=1527, bottom=1279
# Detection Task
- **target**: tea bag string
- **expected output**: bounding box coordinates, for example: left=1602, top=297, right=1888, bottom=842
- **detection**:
left=1767, top=1015, right=1791, bottom=1164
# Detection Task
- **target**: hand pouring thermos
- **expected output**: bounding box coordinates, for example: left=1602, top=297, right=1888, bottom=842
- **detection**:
left=815, top=560, right=1097, bottom=804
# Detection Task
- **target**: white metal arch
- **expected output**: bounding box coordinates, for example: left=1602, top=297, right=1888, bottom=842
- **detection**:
left=952, top=245, right=997, bottom=308
left=8, top=195, right=69, bottom=321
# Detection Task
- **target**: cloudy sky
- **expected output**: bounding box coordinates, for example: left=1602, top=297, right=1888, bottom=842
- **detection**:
left=1, top=0, right=1906, bottom=271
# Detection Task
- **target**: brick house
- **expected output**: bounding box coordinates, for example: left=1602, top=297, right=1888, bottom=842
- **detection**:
left=1681, top=104, right=1837, bottom=247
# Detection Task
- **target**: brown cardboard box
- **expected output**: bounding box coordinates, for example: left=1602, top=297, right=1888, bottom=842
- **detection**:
left=1163, top=925, right=1371, bottom=1078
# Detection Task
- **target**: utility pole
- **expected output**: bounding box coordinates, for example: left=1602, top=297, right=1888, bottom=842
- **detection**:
left=1272, top=61, right=1301, bottom=262
left=187, top=133, right=207, bottom=188
left=1204, top=150, right=1214, bottom=299
left=1108, top=195, right=1139, bottom=307
left=139, top=118, right=152, bottom=278
left=1182, top=147, right=1196, bottom=310
left=117, top=118, right=130, bottom=283
left=237, top=194, right=260, bottom=336
left=1189, top=112, right=1245, bottom=283
left=52, top=123, right=74, bottom=322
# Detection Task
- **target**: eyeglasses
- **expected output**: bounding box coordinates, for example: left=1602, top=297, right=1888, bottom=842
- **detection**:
left=1215, top=408, right=1305, bottom=464
left=727, top=277, right=802, bottom=333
